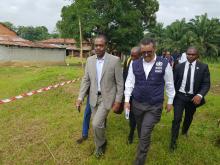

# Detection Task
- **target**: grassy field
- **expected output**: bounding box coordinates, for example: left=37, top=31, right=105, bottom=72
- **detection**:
left=0, top=57, right=220, bottom=165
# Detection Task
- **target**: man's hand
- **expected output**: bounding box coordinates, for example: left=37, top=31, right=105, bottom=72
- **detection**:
left=112, top=102, right=121, bottom=112
left=124, top=102, right=130, bottom=111
left=165, top=104, right=173, bottom=113
left=76, top=99, right=82, bottom=112
left=192, top=95, right=202, bottom=105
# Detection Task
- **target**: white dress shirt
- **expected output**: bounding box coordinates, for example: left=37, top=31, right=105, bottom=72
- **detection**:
left=124, top=55, right=175, bottom=104
left=179, top=52, right=187, bottom=63
left=96, top=56, right=105, bottom=92
left=179, top=60, right=196, bottom=95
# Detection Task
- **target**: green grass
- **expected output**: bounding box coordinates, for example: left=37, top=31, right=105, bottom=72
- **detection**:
left=0, top=57, right=220, bottom=165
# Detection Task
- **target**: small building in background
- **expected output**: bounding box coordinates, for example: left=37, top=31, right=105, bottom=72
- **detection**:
left=39, top=38, right=92, bottom=57
left=0, top=23, right=66, bottom=65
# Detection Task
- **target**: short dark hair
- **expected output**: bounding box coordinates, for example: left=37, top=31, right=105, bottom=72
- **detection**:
left=95, top=34, right=108, bottom=44
left=140, top=38, right=156, bottom=48
left=162, top=49, right=168, bottom=53
left=187, top=46, right=198, bottom=54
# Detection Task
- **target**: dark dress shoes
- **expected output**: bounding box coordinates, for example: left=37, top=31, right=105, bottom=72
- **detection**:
left=94, top=140, right=107, bottom=158
left=169, top=141, right=177, bottom=152
left=127, top=134, right=134, bottom=144
left=76, top=136, right=88, bottom=144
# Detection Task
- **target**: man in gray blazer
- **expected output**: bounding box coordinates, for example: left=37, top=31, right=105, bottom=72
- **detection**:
left=76, top=35, right=124, bottom=158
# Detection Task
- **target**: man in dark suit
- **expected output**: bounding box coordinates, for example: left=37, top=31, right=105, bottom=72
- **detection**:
left=123, top=46, right=141, bottom=144
left=170, top=46, right=211, bottom=150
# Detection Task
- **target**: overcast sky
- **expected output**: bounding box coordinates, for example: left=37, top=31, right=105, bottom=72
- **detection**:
left=157, top=0, right=220, bottom=26
left=0, top=0, right=219, bottom=32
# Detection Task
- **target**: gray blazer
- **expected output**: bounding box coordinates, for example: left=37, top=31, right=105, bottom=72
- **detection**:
left=78, top=52, right=124, bottom=109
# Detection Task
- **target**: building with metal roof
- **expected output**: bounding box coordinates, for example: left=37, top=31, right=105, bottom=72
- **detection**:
left=0, top=23, right=66, bottom=65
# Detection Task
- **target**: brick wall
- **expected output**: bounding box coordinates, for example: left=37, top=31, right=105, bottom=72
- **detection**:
left=0, top=24, right=17, bottom=36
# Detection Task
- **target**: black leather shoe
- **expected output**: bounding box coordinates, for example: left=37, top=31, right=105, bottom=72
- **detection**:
left=94, top=140, right=107, bottom=158
left=76, top=136, right=88, bottom=144
left=127, top=134, right=134, bottom=144
left=169, top=142, right=177, bottom=152
left=182, top=131, right=189, bottom=138
left=94, top=148, right=104, bottom=158
left=101, top=140, right=107, bottom=153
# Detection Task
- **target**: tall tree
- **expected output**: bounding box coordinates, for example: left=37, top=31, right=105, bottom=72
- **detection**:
left=146, top=22, right=165, bottom=53
left=57, top=0, right=97, bottom=40
left=57, top=0, right=159, bottom=53
left=164, top=19, right=190, bottom=52
left=147, top=13, right=220, bottom=60
left=17, top=26, right=50, bottom=41
left=189, top=13, right=220, bottom=58
left=34, top=26, right=50, bottom=41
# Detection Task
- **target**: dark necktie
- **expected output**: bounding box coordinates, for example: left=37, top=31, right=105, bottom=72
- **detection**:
left=185, top=63, right=192, bottom=93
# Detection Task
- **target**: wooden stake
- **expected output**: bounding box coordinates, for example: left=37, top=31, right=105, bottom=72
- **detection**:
left=79, top=17, right=84, bottom=68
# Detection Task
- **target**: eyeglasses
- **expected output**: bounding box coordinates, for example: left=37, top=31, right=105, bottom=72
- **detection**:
left=186, top=53, right=197, bottom=56
left=142, top=51, right=153, bottom=55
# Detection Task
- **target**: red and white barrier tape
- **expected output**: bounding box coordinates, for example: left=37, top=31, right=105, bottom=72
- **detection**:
left=0, top=78, right=81, bottom=105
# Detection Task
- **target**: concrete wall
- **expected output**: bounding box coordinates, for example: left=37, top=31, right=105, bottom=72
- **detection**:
left=0, top=45, right=66, bottom=64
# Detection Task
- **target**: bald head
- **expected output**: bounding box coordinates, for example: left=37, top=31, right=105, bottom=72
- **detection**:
left=131, top=46, right=141, bottom=60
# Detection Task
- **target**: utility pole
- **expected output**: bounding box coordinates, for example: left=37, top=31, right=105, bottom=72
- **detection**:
left=79, top=17, right=84, bottom=68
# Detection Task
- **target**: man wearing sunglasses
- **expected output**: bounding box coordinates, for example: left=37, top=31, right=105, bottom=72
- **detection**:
left=170, top=46, right=210, bottom=151
left=124, top=38, right=175, bottom=165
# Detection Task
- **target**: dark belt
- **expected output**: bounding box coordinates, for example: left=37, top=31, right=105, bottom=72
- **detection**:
left=97, top=91, right=101, bottom=95
left=178, top=91, right=194, bottom=97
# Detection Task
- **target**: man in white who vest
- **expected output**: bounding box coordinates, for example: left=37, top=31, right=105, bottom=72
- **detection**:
left=124, top=38, right=175, bottom=165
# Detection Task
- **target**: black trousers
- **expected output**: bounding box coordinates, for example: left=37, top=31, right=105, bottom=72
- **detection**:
left=129, top=109, right=137, bottom=137
left=171, top=92, right=196, bottom=143
left=128, top=97, right=137, bottom=138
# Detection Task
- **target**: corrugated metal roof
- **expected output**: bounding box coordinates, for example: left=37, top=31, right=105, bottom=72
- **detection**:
left=0, top=35, right=31, bottom=43
left=40, top=38, right=77, bottom=44
left=40, top=38, right=90, bottom=44
left=0, top=35, right=65, bottom=49
left=66, top=45, right=92, bottom=51
left=39, top=38, right=92, bottom=51
left=0, top=24, right=66, bottom=49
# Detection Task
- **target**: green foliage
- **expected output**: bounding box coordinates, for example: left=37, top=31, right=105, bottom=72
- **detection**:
left=48, top=33, right=60, bottom=38
left=16, top=26, right=50, bottom=41
left=57, top=0, right=159, bottom=53
left=57, top=0, right=97, bottom=40
left=189, top=13, right=220, bottom=59
left=147, top=13, right=220, bottom=59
